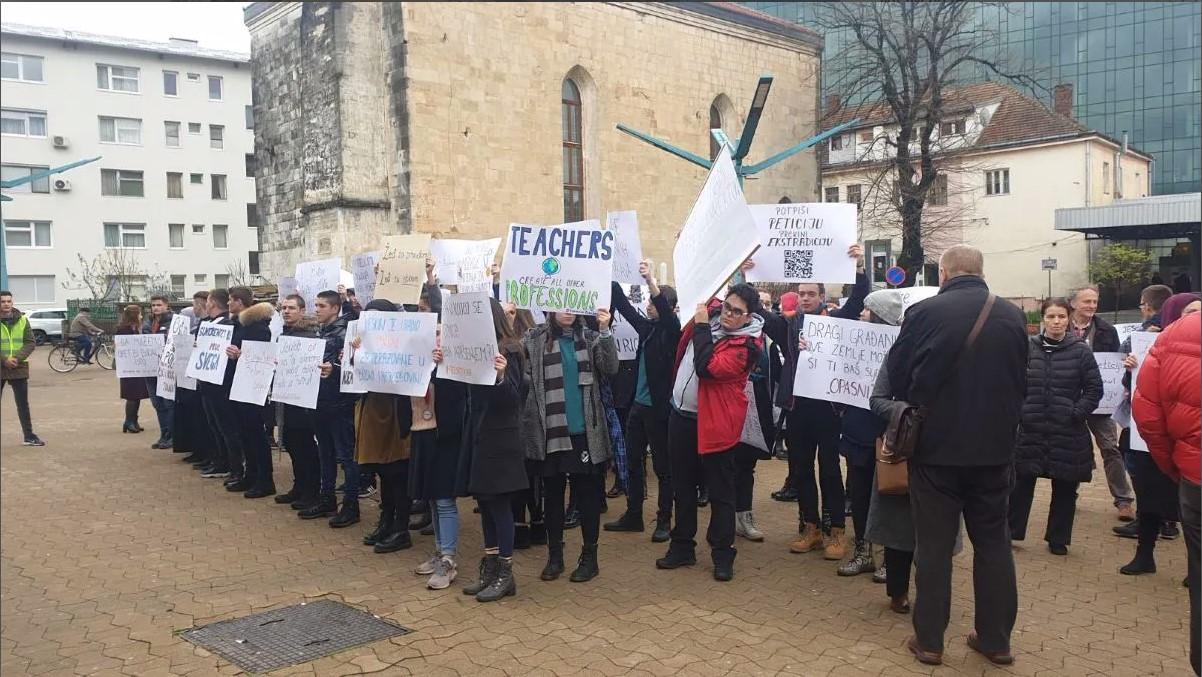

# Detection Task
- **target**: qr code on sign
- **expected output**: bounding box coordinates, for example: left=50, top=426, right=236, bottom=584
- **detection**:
left=784, top=249, right=815, bottom=279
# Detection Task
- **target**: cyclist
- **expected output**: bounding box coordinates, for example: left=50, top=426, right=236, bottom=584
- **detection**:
left=68, top=308, right=103, bottom=364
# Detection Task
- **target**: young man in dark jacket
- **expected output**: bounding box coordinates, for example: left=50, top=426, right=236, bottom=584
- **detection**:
left=143, top=295, right=176, bottom=449
left=197, top=289, right=241, bottom=480
left=604, top=261, right=681, bottom=541
left=1068, top=285, right=1134, bottom=521
left=276, top=294, right=321, bottom=509
left=223, top=287, right=276, bottom=498
left=885, top=245, right=1028, bottom=667
left=0, top=291, right=43, bottom=446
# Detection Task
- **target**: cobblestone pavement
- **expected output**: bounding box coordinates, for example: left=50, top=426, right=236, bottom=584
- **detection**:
left=1, top=361, right=1192, bottom=676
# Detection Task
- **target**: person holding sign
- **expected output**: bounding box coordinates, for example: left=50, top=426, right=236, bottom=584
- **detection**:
left=658, top=284, right=763, bottom=582
left=143, top=296, right=176, bottom=449
left=276, top=295, right=322, bottom=511
left=222, top=289, right=277, bottom=498
left=196, top=290, right=240, bottom=480
left=1008, top=298, right=1103, bottom=557
left=115, top=305, right=150, bottom=434
left=521, top=307, right=618, bottom=584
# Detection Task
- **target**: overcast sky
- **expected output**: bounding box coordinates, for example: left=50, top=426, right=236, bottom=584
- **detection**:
left=2, top=2, right=251, bottom=53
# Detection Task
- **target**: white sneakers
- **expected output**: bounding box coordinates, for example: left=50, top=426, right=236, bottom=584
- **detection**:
left=735, top=511, right=764, bottom=542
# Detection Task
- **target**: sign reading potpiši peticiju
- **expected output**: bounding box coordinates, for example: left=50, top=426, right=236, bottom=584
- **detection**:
left=500, top=221, right=614, bottom=316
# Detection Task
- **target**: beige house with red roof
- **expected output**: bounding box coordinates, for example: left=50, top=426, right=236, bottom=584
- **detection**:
left=819, top=81, right=1152, bottom=300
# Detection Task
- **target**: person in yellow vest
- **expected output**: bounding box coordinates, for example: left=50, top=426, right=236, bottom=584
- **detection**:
left=0, top=290, right=44, bottom=446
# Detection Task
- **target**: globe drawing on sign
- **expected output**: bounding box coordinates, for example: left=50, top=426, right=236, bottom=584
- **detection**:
left=541, top=257, right=561, bottom=275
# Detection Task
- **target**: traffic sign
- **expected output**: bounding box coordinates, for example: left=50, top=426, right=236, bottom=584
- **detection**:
left=885, top=266, right=906, bottom=286
left=1041, top=258, right=1058, bottom=271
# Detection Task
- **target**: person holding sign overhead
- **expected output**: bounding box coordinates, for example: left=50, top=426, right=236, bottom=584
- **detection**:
left=115, top=305, right=149, bottom=434
left=521, top=306, right=618, bottom=584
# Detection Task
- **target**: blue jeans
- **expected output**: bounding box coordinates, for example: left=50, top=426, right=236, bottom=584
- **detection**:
left=430, top=498, right=459, bottom=556
left=75, top=335, right=94, bottom=362
left=315, top=402, right=358, bottom=498
left=145, top=379, right=174, bottom=439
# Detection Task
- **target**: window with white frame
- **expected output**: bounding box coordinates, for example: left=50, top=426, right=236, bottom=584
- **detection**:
left=194, top=274, right=206, bottom=284
left=96, top=64, right=139, bottom=92
left=164, top=121, right=180, bottom=147
left=187, top=122, right=201, bottom=134
left=190, top=173, right=203, bottom=185
left=209, top=124, right=224, bottom=149
left=100, top=169, right=144, bottom=197
left=212, top=224, right=229, bottom=249
left=824, top=186, right=840, bottom=202
left=1, top=164, right=50, bottom=193
left=1, top=53, right=44, bottom=82
left=98, top=116, right=141, bottom=145
left=208, top=75, right=223, bottom=101
left=1, top=108, right=47, bottom=137
left=939, top=118, right=967, bottom=136
left=168, top=223, right=185, bottom=249
left=191, top=223, right=205, bottom=233
left=214, top=274, right=230, bottom=289
left=8, top=275, right=56, bottom=304
left=167, top=172, right=183, bottom=199
left=186, top=72, right=200, bottom=82
left=103, top=222, right=146, bottom=248
left=170, top=275, right=186, bottom=298
left=830, top=134, right=851, bottom=151
left=985, top=168, right=1010, bottom=196
left=210, top=174, right=227, bottom=200
left=163, top=70, right=178, bottom=96
left=4, top=220, right=52, bottom=248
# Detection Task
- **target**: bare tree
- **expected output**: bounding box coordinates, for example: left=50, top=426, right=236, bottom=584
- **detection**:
left=225, top=258, right=251, bottom=288
left=813, top=1, right=1040, bottom=284
left=61, top=249, right=146, bottom=303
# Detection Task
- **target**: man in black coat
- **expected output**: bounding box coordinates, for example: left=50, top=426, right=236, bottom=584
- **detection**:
left=276, top=294, right=321, bottom=510
left=603, top=262, right=681, bottom=542
left=196, top=289, right=241, bottom=481
left=1067, top=285, right=1135, bottom=520
left=885, top=245, right=1028, bottom=666
left=223, top=287, right=276, bottom=498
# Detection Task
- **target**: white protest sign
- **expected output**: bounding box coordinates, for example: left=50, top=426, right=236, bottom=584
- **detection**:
left=173, top=334, right=198, bottom=391
left=793, top=315, right=900, bottom=409
left=899, top=287, right=941, bottom=318
left=606, top=211, right=644, bottom=284
left=501, top=221, right=614, bottom=316
left=739, top=380, right=769, bottom=452
left=376, top=233, right=431, bottom=306
left=355, top=311, right=438, bottom=396
left=340, top=319, right=367, bottom=394
left=272, top=336, right=325, bottom=409
left=672, top=145, right=760, bottom=312
left=168, top=314, right=191, bottom=339
left=115, top=334, right=166, bottom=379
left=339, top=269, right=354, bottom=290
left=745, top=203, right=857, bottom=284
left=269, top=311, right=284, bottom=342
left=612, top=284, right=647, bottom=361
left=1127, top=331, right=1157, bottom=452
left=156, top=341, right=178, bottom=400
left=1092, top=352, right=1126, bottom=416
left=430, top=238, right=501, bottom=291
left=230, top=340, right=278, bottom=406
left=437, top=292, right=500, bottom=385
left=456, top=239, right=502, bottom=294
left=160, top=314, right=194, bottom=397
left=185, top=321, right=234, bottom=385
left=1114, top=322, right=1142, bottom=346
left=294, top=259, right=340, bottom=313
left=351, top=251, right=381, bottom=305
left=278, top=276, right=299, bottom=300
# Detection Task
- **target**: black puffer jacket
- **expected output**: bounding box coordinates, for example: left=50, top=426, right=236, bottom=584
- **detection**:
left=1014, top=333, right=1104, bottom=482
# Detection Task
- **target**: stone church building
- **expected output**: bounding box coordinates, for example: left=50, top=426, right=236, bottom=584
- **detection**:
left=244, top=2, right=822, bottom=281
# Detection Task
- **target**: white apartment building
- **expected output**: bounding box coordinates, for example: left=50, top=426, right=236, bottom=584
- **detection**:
left=0, top=23, right=259, bottom=309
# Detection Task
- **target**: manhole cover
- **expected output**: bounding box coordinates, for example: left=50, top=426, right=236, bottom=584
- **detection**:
left=181, top=599, right=410, bottom=673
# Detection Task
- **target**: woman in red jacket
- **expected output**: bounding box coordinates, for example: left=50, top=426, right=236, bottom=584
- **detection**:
left=656, top=283, right=763, bottom=582
left=1133, top=305, right=1200, bottom=676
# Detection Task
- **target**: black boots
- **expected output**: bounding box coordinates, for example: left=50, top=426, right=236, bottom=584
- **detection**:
left=530, top=521, right=547, bottom=545
left=541, top=543, right=566, bottom=581
left=712, top=548, right=737, bottom=582
left=514, top=524, right=531, bottom=550
left=298, top=494, right=337, bottom=520
left=329, top=499, right=360, bottom=528
left=364, top=513, right=395, bottom=546
left=476, top=558, right=515, bottom=602
left=603, top=512, right=644, bottom=532
left=651, top=517, right=671, bottom=543
left=374, top=528, right=412, bottom=553
left=569, top=544, right=599, bottom=582
left=244, top=484, right=276, bottom=499
left=463, top=555, right=500, bottom=596
left=656, top=545, right=697, bottom=570
left=275, top=484, right=302, bottom=504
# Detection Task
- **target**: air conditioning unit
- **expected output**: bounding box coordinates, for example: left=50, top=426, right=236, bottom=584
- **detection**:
left=53, top=178, right=71, bottom=192
left=51, top=135, right=69, bottom=149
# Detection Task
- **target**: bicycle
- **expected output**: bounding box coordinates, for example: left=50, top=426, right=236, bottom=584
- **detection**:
left=47, top=334, right=115, bottom=373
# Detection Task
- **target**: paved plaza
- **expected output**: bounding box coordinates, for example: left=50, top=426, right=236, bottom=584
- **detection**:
left=1, top=360, right=1193, bottom=676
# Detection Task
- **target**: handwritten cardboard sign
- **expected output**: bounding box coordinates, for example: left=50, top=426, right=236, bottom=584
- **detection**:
left=355, top=310, right=438, bottom=396
left=230, top=340, right=278, bottom=406
left=185, top=321, right=234, bottom=385
left=437, top=292, right=499, bottom=386
left=500, top=221, right=614, bottom=316
left=115, top=334, right=165, bottom=379
left=294, top=259, right=341, bottom=314
left=606, top=210, right=645, bottom=284
left=340, top=319, right=367, bottom=394
left=1092, top=352, right=1126, bottom=416
left=375, top=234, right=431, bottom=306
left=271, top=336, right=325, bottom=409
left=792, top=315, right=900, bottom=409
left=350, top=251, right=381, bottom=305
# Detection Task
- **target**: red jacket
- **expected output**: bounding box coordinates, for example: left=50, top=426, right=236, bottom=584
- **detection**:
left=1133, top=314, right=1200, bottom=484
left=674, top=313, right=761, bottom=454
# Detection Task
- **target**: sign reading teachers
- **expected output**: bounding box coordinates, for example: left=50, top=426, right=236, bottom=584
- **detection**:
left=355, top=311, right=438, bottom=396
left=272, top=336, right=325, bottom=409
left=115, top=334, right=165, bottom=379
left=437, top=292, right=499, bottom=386
left=230, top=340, right=278, bottom=406
left=351, top=251, right=381, bottom=305
left=744, top=202, right=857, bottom=284
left=1092, top=352, right=1126, bottom=416
left=376, top=234, right=430, bottom=306
left=185, top=321, right=234, bottom=385
left=500, top=221, right=614, bottom=316
left=606, top=211, right=644, bottom=284
left=793, top=315, right=899, bottom=409
left=294, top=258, right=340, bottom=313
left=673, top=145, right=760, bottom=312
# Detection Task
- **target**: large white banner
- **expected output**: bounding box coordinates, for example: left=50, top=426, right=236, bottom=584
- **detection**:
left=672, top=145, right=760, bottom=312
left=115, top=334, right=165, bottom=379
left=340, top=319, right=367, bottom=394
left=272, top=336, right=325, bottom=409
left=185, top=321, right=234, bottom=385
left=1092, top=352, right=1126, bottom=416
left=230, top=340, right=278, bottom=406
left=500, top=221, right=614, bottom=316
left=792, top=315, right=900, bottom=409
left=745, top=203, right=857, bottom=284
left=606, top=210, right=644, bottom=284
left=1127, top=331, right=1157, bottom=452
left=350, top=251, right=381, bottom=305
left=355, top=311, right=438, bottom=396
left=294, top=258, right=341, bottom=313
left=437, top=292, right=500, bottom=386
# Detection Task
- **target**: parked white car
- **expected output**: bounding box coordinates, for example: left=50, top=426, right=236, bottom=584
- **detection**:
left=25, top=308, right=68, bottom=345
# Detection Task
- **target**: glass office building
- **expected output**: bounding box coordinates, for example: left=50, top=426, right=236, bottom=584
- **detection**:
left=747, top=2, right=1201, bottom=195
